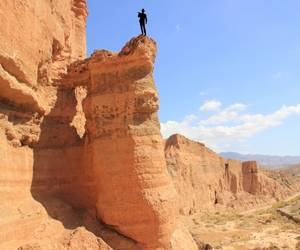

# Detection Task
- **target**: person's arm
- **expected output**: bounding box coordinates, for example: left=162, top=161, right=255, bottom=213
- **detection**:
left=145, top=14, right=148, bottom=24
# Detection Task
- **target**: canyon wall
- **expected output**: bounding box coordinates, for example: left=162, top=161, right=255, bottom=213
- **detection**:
left=0, top=1, right=93, bottom=248
left=165, top=134, right=243, bottom=214
left=0, top=0, right=87, bottom=113
left=0, top=1, right=197, bottom=249
left=165, top=134, right=299, bottom=214
left=0, top=0, right=89, bottom=210
left=59, top=36, right=196, bottom=249
left=242, top=161, right=260, bottom=195
left=1, top=1, right=299, bottom=249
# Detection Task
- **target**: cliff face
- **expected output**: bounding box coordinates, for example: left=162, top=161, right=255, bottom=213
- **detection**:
left=59, top=36, right=184, bottom=249
left=0, top=1, right=198, bottom=249
left=165, top=134, right=299, bottom=214
left=0, top=0, right=87, bottom=113
left=1, top=1, right=299, bottom=249
left=165, top=134, right=243, bottom=214
left=0, top=1, right=91, bottom=248
left=242, top=161, right=260, bottom=194
left=0, top=1, right=88, bottom=210
left=0, top=0, right=87, bottom=237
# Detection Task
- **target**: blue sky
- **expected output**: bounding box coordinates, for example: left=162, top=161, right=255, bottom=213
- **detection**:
left=87, top=0, right=300, bottom=155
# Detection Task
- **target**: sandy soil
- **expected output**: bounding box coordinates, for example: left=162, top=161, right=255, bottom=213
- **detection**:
left=186, top=195, right=300, bottom=250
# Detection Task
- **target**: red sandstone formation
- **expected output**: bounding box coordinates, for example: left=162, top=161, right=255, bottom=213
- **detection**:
left=60, top=36, right=192, bottom=249
left=242, top=161, right=259, bottom=194
left=165, top=134, right=300, bottom=214
left=0, top=1, right=198, bottom=249
left=165, top=134, right=247, bottom=214
left=1, top=1, right=299, bottom=249
left=242, top=161, right=300, bottom=198
left=0, top=0, right=87, bottom=114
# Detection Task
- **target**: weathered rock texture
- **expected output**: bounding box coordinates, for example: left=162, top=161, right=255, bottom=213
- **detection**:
left=59, top=36, right=186, bottom=249
left=0, top=1, right=198, bottom=249
left=0, top=0, right=87, bottom=114
left=0, top=1, right=96, bottom=248
left=242, top=161, right=260, bottom=194
left=1, top=1, right=299, bottom=249
left=165, top=134, right=300, bottom=214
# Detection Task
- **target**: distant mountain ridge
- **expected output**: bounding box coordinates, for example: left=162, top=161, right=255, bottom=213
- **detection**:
left=220, top=152, right=300, bottom=168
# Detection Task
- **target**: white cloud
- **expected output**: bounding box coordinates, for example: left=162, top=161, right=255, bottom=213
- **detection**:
left=227, top=103, right=247, bottom=111
left=200, top=100, right=222, bottom=112
left=200, top=102, right=248, bottom=125
left=161, top=101, right=300, bottom=152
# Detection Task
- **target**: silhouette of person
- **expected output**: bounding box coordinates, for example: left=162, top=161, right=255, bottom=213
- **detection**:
left=138, top=9, right=147, bottom=36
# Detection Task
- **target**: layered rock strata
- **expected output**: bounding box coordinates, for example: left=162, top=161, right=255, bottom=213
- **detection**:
left=1, top=0, right=191, bottom=248
left=1, top=1, right=299, bottom=249
left=165, top=134, right=299, bottom=214
left=0, top=1, right=196, bottom=246
left=0, top=1, right=89, bottom=248
left=242, top=161, right=259, bottom=194
left=60, top=36, right=187, bottom=249
left=0, top=0, right=87, bottom=114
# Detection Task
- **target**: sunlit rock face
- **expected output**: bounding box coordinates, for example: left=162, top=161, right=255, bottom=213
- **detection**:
left=1, top=1, right=299, bottom=249
left=0, top=0, right=196, bottom=247
left=62, top=35, right=182, bottom=249
left=165, top=134, right=300, bottom=214
left=62, top=35, right=198, bottom=249
left=165, top=134, right=243, bottom=214
left=87, top=38, right=177, bottom=250
left=242, top=161, right=259, bottom=195
left=0, top=0, right=87, bottom=114
left=0, top=1, right=92, bottom=249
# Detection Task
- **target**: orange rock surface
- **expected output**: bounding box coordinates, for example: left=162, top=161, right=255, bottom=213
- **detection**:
left=0, top=0, right=87, bottom=114
left=60, top=36, right=187, bottom=249
left=242, top=161, right=260, bottom=195
left=0, top=1, right=299, bottom=249
left=0, top=1, right=197, bottom=248
left=165, top=134, right=300, bottom=214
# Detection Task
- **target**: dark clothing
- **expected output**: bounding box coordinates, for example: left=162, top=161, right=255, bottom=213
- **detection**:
left=138, top=12, right=147, bottom=35
left=140, top=22, right=146, bottom=36
left=138, top=12, right=147, bottom=24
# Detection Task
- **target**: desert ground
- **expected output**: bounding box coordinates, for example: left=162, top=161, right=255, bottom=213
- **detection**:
left=187, top=194, right=300, bottom=250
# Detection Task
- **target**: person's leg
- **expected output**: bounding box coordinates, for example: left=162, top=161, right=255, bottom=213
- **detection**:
left=140, top=22, right=144, bottom=35
left=142, top=23, right=146, bottom=36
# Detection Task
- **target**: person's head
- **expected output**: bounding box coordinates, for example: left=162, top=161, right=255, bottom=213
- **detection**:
left=142, top=9, right=145, bottom=13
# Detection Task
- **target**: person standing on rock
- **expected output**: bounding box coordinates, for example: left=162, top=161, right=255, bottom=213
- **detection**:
left=138, top=9, right=148, bottom=36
